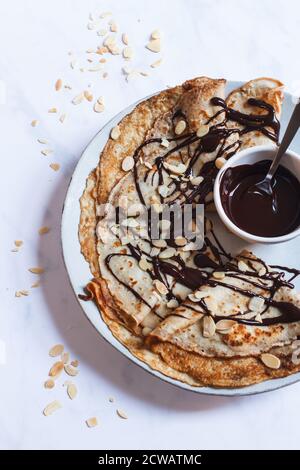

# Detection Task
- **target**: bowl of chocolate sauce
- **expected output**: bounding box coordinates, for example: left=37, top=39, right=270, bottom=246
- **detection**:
left=214, top=145, right=300, bottom=243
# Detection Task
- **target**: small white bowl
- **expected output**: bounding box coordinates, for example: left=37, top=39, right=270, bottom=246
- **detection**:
left=213, top=144, right=300, bottom=244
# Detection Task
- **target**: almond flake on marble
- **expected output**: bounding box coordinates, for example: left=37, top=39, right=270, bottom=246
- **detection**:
left=39, top=226, right=50, bottom=235
left=43, top=400, right=61, bottom=416
left=122, top=156, right=134, bottom=172
left=116, top=409, right=128, bottom=419
left=49, top=163, right=60, bottom=172
left=261, top=353, right=281, bottom=369
left=146, top=39, right=161, bottom=53
left=111, top=125, right=121, bottom=140
left=86, top=417, right=98, bottom=428
left=55, top=79, right=63, bottom=91
left=49, top=344, right=64, bottom=357
left=174, top=120, right=186, bottom=135
left=49, top=361, right=64, bottom=378
left=28, top=267, right=44, bottom=274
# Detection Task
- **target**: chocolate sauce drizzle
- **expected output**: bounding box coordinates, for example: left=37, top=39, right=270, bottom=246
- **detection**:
left=102, top=95, right=300, bottom=327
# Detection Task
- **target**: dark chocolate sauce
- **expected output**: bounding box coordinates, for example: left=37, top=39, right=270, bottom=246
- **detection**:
left=220, top=160, right=300, bottom=237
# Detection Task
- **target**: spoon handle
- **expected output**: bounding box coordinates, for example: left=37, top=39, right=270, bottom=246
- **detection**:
left=268, top=100, right=300, bottom=179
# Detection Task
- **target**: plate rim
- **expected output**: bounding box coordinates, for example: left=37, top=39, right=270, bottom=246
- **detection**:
left=61, top=81, right=300, bottom=396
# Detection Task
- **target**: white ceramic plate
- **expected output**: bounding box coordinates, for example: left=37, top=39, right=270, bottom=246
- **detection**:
left=61, top=81, right=300, bottom=396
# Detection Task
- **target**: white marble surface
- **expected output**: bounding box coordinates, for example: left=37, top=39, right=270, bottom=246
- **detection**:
left=1, top=0, right=300, bottom=450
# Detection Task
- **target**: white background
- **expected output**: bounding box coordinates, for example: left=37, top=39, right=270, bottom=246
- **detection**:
left=1, top=0, right=300, bottom=450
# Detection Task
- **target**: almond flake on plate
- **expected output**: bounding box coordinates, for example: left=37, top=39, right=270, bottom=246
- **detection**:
left=151, top=29, right=161, bottom=39
left=49, top=344, right=64, bottom=357
left=94, top=101, right=105, bottom=113
left=71, top=359, right=79, bottom=367
left=64, top=365, right=78, bottom=376
left=116, top=409, right=128, bottom=419
left=37, top=138, right=49, bottom=145
left=61, top=352, right=70, bottom=364
left=97, top=28, right=107, bottom=36
left=72, top=92, right=85, bottom=105
left=55, top=79, right=63, bottom=91
left=41, top=149, right=53, bottom=156
left=14, top=240, right=23, bottom=247
left=44, top=379, right=55, bottom=389
left=31, top=281, right=40, bottom=288
left=84, top=90, right=93, bottom=102
left=31, top=120, right=39, bottom=127
left=86, top=417, right=98, bottom=428
left=122, top=33, right=129, bottom=45
left=123, top=46, right=133, bottom=60
left=151, top=58, right=163, bottom=68
left=146, top=39, right=161, bottom=53
left=49, top=163, right=60, bottom=172
left=67, top=383, right=77, bottom=400
left=43, top=400, right=61, bottom=416
left=49, top=361, right=64, bottom=378
left=28, top=267, right=44, bottom=274
left=261, top=353, right=281, bottom=369
left=15, top=290, right=29, bottom=297
left=110, top=21, right=118, bottom=32
left=38, top=226, right=50, bottom=235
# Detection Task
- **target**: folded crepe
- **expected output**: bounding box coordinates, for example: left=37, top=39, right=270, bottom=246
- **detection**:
left=79, top=76, right=300, bottom=388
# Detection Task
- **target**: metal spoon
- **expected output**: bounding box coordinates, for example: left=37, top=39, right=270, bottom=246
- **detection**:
left=249, top=99, right=300, bottom=199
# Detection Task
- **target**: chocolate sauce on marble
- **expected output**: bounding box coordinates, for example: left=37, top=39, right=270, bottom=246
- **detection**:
left=220, top=160, right=300, bottom=237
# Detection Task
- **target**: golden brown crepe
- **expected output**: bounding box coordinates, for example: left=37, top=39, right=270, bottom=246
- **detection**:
left=79, top=77, right=300, bottom=388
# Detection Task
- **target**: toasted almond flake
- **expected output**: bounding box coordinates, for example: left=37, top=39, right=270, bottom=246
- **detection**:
left=215, top=157, right=226, bottom=169
left=152, top=239, right=167, bottom=248
left=151, top=58, right=163, bottom=68
left=116, top=409, right=128, bottom=419
left=49, top=361, right=64, bottom=378
left=49, top=163, right=60, bottom=172
left=84, top=90, right=93, bottom=102
left=71, top=359, right=79, bottom=367
left=122, top=156, right=134, bottom=172
left=48, top=108, right=57, bottom=113
left=159, top=247, right=176, bottom=259
left=37, top=138, right=49, bottom=144
left=31, top=281, right=40, bottom=288
left=139, top=257, right=152, bottom=271
left=94, top=101, right=105, bottom=113
left=261, top=353, right=281, bottom=369
left=14, top=240, right=23, bottom=247
left=123, top=46, right=133, bottom=60
left=31, top=119, right=39, bottom=127
left=110, top=21, right=118, bottom=32
left=196, top=125, right=209, bottom=138
left=158, top=185, right=169, bottom=198
left=39, top=226, right=50, bottom=235
left=151, top=29, right=161, bottom=39
left=41, top=149, right=53, bottom=156
left=216, top=319, right=236, bottom=331
left=55, top=79, right=63, bottom=91
left=191, top=176, right=204, bottom=185
left=72, top=92, right=85, bottom=105
left=15, top=290, right=29, bottom=297
left=59, top=113, right=66, bottom=123
left=111, top=125, right=121, bottom=140
left=122, top=33, right=129, bottom=45
left=43, top=400, right=61, bottom=416
left=97, top=28, right=107, bottom=36
left=203, top=316, right=216, bottom=338
left=248, top=296, right=265, bottom=313
left=67, top=383, right=77, bottom=400
left=49, top=344, right=64, bottom=357
left=28, top=267, right=44, bottom=274
left=175, top=120, right=186, bottom=135
left=153, top=279, right=168, bottom=296
left=44, top=379, right=55, bottom=389
left=237, top=260, right=249, bottom=272
left=64, top=365, right=78, bottom=376
left=146, top=39, right=161, bottom=53
left=86, top=417, right=98, bottom=427
left=212, top=271, right=225, bottom=280
left=160, top=137, right=169, bottom=148
left=61, top=352, right=70, bottom=364
left=174, top=236, right=187, bottom=247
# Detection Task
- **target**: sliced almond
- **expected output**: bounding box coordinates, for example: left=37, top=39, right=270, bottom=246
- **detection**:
left=43, top=400, right=61, bottom=416
left=175, top=120, right=186, bottom=135
left=39, top=226, right=50, bottom=235
left=116, top=409, right=128, bottom=419
left=153, top=279, right=168, bottom=296
left=94, top=101, right=105, bottom=113
left=194, top=290, right=210, bottom=300
left=123, top=46, right=133, bottom=60
left=212, top=271, right=225, bottom=280
left=15, top=290, right=29, bottom=297
left=174, top=236, right=187, bottom=247
left=152, top=239, right=167, bottom=248
left=122, top=156, right=134, bottom=172
left=49, top=163, right=60, bottom=172
left=164, top=162, right=186, bottom=175
left=216, top=319, right=236, bottom=332
left=67, top=383, right=77, bottom=400
left=61, top=352, right=70, bottom=364
left=122, top=33, right=129, bottom=45
left=84, top=90, right=93, bottom=102
left=31, top=281, right=40, bottom=288
left=203, top=316, right=216, bottom=338
left=139, top=257, right=152, bottom=271
left=44, top=379, right=55, bottom=389
left=72, top=92, right=85, bottom=105
left=64, top=365, right=78, bottom=376
left=110, top=21, right=118, bottom=32
left=55, top=79, right=63, bottom=91
left=49, top=344, right=64, bottom=357
left=97, top=28, right=107, bottom=36
left=41, top=149, right=53, bottom=156
left=49, top=361, right=64, bottom=378
left=14, top=240, right=23, bottom=247
left=37, top=138, right=49, bottom=145
left=238, top=260, right=249, bottom=272
left=160, top=137, right=169, bottom=148
left=71, top=359, right=79, bottom=367
left=86, top=417, right=98, bottom=428
left=167, top=299, right=179, bottom=309
left=215, top=157, right=226, bottom=169
left=28, top=267, right=44, bottom=274
left=111, top=125, right=121, bottom=140
left=159, top=248, right=176, bottom=259
left=196, top=125, right=209, bottom=138
left=261, top=353, right=281, bottom=369
left=88, top=64, right=103, bottom=72
left=146, top=39, right=161, bottom=53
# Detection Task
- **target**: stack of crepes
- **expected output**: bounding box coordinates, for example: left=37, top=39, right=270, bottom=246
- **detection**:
left=79, top=76, right=300, bottom=388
